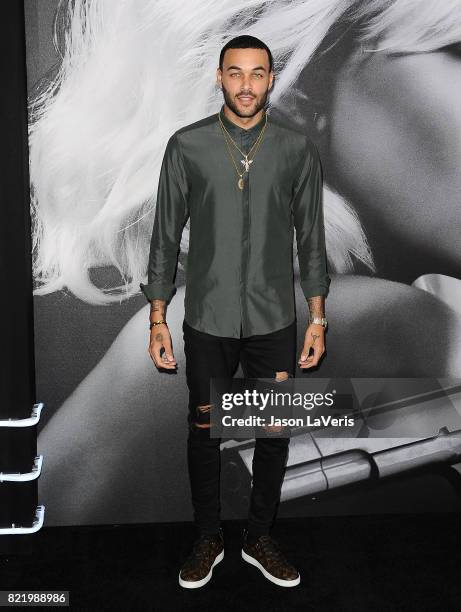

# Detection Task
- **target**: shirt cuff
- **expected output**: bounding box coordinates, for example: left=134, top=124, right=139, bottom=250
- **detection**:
left=300, top=279, right=331, bottom=299
left=139, top=282, right=175, bottom=303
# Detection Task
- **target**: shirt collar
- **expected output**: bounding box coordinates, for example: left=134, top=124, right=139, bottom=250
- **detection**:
left=218, top=104, right=268, bottom=137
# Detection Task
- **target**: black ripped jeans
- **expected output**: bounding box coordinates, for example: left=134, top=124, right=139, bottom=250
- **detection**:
left=182, top=318, right=297, bottom=537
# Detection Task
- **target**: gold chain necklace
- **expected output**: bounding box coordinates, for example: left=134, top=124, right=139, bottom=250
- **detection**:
left=219, top=112, right=267, bottom=166
left=218, top=112, right=268, bottom=190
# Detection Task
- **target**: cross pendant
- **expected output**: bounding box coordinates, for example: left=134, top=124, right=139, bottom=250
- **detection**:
left=241, top=157, right=253, bottom=172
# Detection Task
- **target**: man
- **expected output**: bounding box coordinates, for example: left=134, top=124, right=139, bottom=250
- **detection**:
left=140, top=35, right=330, bottom=588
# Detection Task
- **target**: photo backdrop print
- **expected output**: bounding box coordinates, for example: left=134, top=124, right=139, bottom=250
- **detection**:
left=24, top=0, right=461, bottom=526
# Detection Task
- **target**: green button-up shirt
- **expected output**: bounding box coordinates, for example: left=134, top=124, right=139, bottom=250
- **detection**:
left=140, top=104, right=331, bottom=338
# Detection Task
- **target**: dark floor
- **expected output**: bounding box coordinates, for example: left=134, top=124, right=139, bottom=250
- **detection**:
left=1, top=512, right=461, bottom=612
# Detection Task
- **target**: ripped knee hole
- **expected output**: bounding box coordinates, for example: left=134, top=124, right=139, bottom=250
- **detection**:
left=194, top=403, right=214, bottom=428
left=263, top=424, right=285, bottom=433
left=197, top=403, right=213, bottom=413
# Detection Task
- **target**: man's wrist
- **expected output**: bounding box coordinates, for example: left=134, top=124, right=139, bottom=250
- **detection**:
left=308, top=316, right=328, bottom=329
left=149, top=319, right=167, bottom=330
left=307, top=296, right=326, bottom=324
left=149, top=299, right=166, bottom=326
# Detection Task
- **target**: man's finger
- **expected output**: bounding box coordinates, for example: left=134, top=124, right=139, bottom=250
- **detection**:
left=149, top=343, right=175, bottom=370
left=150, top=344, right=163, bottom=368
left=298, top=343, right=313, bottom=364
left=162, top=338, right=177, bottom=364
left=299, top=345, right=324, bottom=369
left=158, top=348, right=177, bottom=368
left=160, top=351, right=177, bottom=367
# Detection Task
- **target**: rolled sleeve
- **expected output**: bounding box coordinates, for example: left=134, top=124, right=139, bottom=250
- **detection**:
left=140, top=133, right=189, bottom=303
left=292, top=140, right=331, bottom=299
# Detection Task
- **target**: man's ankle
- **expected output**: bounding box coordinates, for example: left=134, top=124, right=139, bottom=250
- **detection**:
left=197, top=527, right=222, bottom=539
left=245, top=529, right=268, bottom=545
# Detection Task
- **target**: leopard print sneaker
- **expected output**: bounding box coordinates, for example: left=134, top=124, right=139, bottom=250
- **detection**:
left=178, top=528, right=224, bottom=589
left=241, top=529, right=300, bottom=587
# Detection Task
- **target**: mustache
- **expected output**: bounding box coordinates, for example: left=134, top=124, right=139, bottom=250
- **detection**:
left=238, top=93, right=255, bottom=98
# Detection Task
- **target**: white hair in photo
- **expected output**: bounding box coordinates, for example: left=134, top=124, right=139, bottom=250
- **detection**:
left=28, top=0, right=461, bottom=304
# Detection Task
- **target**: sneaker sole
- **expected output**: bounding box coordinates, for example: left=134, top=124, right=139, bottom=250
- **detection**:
left=178, top=549, right=224, bottom=589
left=241, top=548, right=300, bottom=587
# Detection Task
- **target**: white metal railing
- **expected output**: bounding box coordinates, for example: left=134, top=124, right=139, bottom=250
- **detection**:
left=0, top=505, right=45, bottom=535
left=0, top=456, right=43, bottom=482
left=0, top=403, right=46, bottom=534
left=0, top=403, right=44, bottom=427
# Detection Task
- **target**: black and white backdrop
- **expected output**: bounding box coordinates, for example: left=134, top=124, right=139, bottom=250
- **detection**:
left=24, top=0, right=461, bottom=526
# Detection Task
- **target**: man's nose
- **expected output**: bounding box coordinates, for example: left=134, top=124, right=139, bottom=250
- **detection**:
left=241, top=75, right=252, bottom=90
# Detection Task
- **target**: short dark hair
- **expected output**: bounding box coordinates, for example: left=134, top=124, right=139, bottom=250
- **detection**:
left=219, top=35, right=273, bottom=73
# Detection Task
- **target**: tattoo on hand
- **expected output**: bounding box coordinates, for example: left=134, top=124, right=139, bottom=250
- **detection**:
left=311, top=333, right=320, bottom=343
left=155, top=333, right=163, bottom=342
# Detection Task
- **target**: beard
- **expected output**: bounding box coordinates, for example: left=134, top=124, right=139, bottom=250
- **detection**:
left=221, top=83, right=269, bottom=118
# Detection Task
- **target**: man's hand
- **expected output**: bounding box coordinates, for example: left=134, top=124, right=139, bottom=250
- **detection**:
left=148, top=323, right=177, bottom=370
left=298, top=323, right=325, bottom=369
